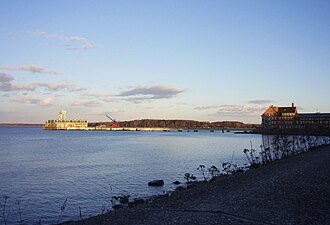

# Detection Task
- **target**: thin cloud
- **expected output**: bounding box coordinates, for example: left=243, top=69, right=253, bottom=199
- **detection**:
left=15, top=96, right=54, bottom=106
left=0, top=73, right=17, bottom=91
left=0, top=65, right=61, bottom=74
left=0, top=73, right=14, bottom=83
left=215, top=104, right=268, bottom=117
left=118, top=85, right=184, bottom=103
left=72, top=100, right=101, bottom=107
left=85, top=93, right=114, bottom=98
left=29, top=31, right=94, bottom=50
left=0, top=73, right=85, bottom=92
left=248, top=99, right=276, bottom=105
left=111, top=108, right=125, bottom=113
left=106, top=109, right=125, bottom=114
left=124, top=97, right=153, bottom=104
left=82, top=92, right=115, bottom=102
left=8, top=82, right=84, bottom=92
left=195, top=103, right=267, bottom=116
left=81, top=86, right=184, bottom=104
left=194, top=105, right=221, bottom=110
left=39, top=98, right=54, bottom=106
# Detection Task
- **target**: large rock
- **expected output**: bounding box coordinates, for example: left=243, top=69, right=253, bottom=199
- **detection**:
left=112, top=204, right=123, bottom=210
left=148, top=180, right=164, bottom=186
left=119, top=196, right=129, bottom=204
left=133, top=198, right=145, bottom=204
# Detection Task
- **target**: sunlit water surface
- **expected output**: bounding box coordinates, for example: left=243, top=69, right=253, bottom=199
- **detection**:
left=0, top=126, right=262, bottom=224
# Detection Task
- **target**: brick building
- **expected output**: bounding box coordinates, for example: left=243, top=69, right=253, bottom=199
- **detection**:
left=262, top=103, right=330, bottom=130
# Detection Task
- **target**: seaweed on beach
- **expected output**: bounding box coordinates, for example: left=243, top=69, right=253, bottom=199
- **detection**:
left=191, top=135, right=330, bottom=183
left=253, top=135, right=330, bottom=165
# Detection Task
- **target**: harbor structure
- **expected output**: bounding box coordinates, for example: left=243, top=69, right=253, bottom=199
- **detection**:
left=261, top=103, right=330, bottom=131
left=44, top=111, right=172, bottom=131
left=44, top=111, right=254, bottom=132
left=44, top=110, right=88, bottom=130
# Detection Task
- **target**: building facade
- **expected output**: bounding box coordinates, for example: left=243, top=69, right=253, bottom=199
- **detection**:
left=262, top=103, right=330, bottom=130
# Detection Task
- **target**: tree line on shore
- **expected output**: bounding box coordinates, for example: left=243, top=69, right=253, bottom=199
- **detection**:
left=90, top=119, right=260, bottom=129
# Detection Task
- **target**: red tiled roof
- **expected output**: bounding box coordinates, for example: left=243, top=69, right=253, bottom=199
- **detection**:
left=278, top=107, right=297, bottom=114
left=262, top=105, right=297, bottom=117
left=262, top=106, right=278, bottom=117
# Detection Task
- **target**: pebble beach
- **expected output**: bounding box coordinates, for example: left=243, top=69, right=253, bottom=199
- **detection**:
left=63, top=145, right=330, bottom=225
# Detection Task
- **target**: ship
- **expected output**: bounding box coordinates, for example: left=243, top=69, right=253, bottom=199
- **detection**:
left=44, top=110, right=88, bottom=130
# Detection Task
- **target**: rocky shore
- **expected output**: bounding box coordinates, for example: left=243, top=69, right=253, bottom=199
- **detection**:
left=63, top=145, right=330, bottom=225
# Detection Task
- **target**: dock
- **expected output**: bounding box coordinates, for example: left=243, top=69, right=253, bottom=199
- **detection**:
left=95, top=127, right=172, bottom=132
left=53, top=127, right=253, bottom=133
left=44, top=110, right=253, bottom=132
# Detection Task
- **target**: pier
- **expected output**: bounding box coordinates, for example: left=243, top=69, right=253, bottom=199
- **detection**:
left=95, top=127, right=172, bottom=132
left=49, top=127, right=253, bottom=133
left=44, top=110, right=254, bottom=132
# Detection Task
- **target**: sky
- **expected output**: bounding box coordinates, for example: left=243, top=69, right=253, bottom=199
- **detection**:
left=0, top=0, right=329, bottom=124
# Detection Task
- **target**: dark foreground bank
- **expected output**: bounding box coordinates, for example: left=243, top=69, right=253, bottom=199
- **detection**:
left=63, top=146, right=330, bottom=225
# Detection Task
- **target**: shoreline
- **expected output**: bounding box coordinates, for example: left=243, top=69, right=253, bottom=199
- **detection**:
left=2, top=124, right=329, bottom=136
left=63, top=145, right=330, bottom=225
left=0, top=124, right=43, bottom=127
left=252, top=128, right=330, bottom=136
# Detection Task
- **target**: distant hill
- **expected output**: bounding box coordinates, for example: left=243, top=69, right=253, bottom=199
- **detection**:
left=89, top=119, right=260, bottom=129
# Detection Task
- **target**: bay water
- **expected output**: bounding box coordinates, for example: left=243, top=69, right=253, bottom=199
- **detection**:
left=0, top=126, right=262, bottom=224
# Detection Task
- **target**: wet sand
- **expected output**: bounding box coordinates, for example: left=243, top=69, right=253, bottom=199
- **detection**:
left=63, top=145, right=330, bottom=225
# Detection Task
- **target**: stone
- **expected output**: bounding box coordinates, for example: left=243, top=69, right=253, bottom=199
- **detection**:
left=175, top=186, right=186, bottom=191
left=112, top=204, right=123, bottom=210
left=133, top=199, right=145, bottom=205
left=209, top=177, right=218, bottom=182
left=190, top=175, right=196, bottom=180
left=119, top=196, right=129, bottom=204
left=148, top=180, right=165, bottom=186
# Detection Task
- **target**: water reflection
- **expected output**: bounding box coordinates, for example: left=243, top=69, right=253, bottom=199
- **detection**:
left=1, top=127, right=328, bottom=224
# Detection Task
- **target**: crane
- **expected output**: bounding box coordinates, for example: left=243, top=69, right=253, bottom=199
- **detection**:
left=106, top=115, right=119, bottom=128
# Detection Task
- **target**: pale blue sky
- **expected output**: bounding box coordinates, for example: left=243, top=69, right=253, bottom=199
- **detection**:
left=0, top=0, right=329, bottom=123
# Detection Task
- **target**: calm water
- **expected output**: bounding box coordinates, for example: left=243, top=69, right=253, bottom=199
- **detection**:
left=0, top=126, right=262, bottom=225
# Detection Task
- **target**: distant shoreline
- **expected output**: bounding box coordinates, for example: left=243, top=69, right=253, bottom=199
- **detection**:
left=0, top=123, right=43, bottom=126
left=2, top=124, right=329, bottom=136
left=0, top=119, right=260, bottom=130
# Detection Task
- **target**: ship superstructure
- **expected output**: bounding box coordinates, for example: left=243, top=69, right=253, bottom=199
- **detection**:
left=44, top=110, right=88, bottom=130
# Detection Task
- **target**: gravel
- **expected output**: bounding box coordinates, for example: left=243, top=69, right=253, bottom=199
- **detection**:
left=62, top=145, right=330, bottom=225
